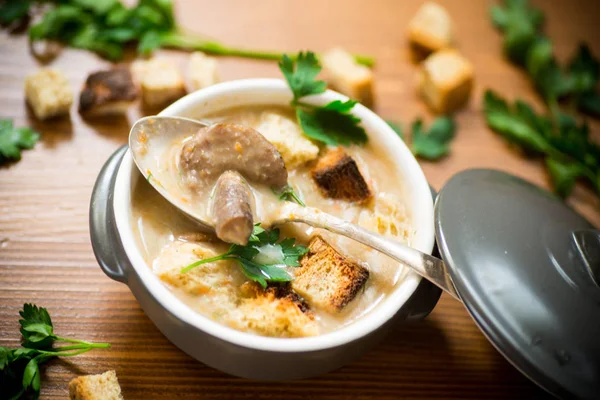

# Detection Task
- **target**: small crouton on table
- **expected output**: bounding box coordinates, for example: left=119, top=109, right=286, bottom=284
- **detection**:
left=24, top=68, right=73, bottom=120
left=69, top=370, right=123, bottom=400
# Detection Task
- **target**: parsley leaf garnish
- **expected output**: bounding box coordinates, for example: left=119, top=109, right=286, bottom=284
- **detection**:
left=0, top=304, right=110, bottom=399
left=490, top=0, right=600, bottom=116
left=274, top=185, right=305, bottom=206
left=483, top=90, right=600, bottom=197
left=279, top=51, right=368, bottom=146
left=182, top=224, right=308, bottom=288
left=280, top=52, right=327, bottom=102
left=385, top=118, right=455, bottom=161
left=0, top=119, right=40, bottom=164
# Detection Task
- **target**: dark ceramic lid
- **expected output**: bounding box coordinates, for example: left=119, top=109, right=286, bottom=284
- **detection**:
left=434, top=169, right=600, bottom=400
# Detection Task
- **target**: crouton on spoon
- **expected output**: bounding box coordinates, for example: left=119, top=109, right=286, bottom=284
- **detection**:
left=128, top=116, right=457, bottom=299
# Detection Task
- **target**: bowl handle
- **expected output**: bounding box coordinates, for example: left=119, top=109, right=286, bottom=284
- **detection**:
left=89, top=145, right=129, bottom=284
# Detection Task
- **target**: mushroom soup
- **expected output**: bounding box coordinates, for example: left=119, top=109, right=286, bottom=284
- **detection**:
left=131, top=106, right=413, bottom=338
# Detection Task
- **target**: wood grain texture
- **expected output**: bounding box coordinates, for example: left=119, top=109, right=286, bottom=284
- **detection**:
left=1, top=0, right=599, bottom=398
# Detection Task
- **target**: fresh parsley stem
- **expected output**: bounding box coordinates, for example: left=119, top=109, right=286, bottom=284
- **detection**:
left=54, top=336, right=108, bottom=347
left=51, top=343, right=111, bottom=351
left=180, top=251, right=233, bottom=273
left=160, top=32, right=375, bottom=67
left=289, top=191, right=306, bottom=207
left=36, top=348, right=96, bottom=357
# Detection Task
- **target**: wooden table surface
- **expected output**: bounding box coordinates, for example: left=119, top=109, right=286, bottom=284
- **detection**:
left=1, top=0, right=598, bottom=398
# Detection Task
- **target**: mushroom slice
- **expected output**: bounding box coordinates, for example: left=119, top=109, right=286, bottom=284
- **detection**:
left=211, top=170, right=255, bottom=245
left=179, top=123, right=288, bottom=191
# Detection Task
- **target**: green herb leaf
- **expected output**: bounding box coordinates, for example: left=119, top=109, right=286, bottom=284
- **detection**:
left=0, top=120, right=40, bottom=164
left=275, top=185, right=305, bottom=206
left=182, top=225, right=306, bottom=288
left=22, top=358, right=41, bottom=396
left=296, top=100, right=367, bottom=146
left=483, top=90, right=550, bottom=153
left=410, top=117, right=455, bottom=160
left=0, top=347, right=11, bottom=370
left=279, top=52, right=327, bottom=102
left=567, top=44, right=599, bottom=96
left=386, top=120, right=403, bottom=140
left=138, top=30, right=164, bottom=55
left=578, top=92, right=600, bottom=117
left=482, top=90, right=600, bottom=198
left=19, top=304, right=55, bottom=349
left=546, top=157, right=583, bottom=198
left=0, top=0, right=33, bottom=25
left=71, top=0, right=119, bottom=15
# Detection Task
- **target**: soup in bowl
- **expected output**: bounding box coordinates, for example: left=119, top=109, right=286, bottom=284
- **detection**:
left=94, top=78, right=437, bottom=379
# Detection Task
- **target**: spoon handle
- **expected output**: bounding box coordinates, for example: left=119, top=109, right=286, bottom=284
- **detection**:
left=275, top=204, right=460, bottom=300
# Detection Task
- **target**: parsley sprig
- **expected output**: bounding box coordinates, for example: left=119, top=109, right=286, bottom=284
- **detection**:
left=0, top=1, right=374, bottom=66
left=483, top=90, right=600, bottom=197
left=490, top=0, right=599, bottom=116
left=0, top=119, right=40, bottom=165
left=182, top=225, right=308, bottom=288
left=274, top=185, right=306, bottom=207
left=386, top=117, right=456, bottom=161
left=279, top=51, right=368, bottom=146
left=0, top=304, right=110, bottom=400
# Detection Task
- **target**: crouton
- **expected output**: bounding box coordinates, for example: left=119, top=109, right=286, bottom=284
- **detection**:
left=232, top=283, right=318, bottom=337
left=312, top=148, right=371, bottom=203
left=408, top=2, right=454, bottom=53
left=131, top=58, right=186, bottom=108
left=292, top=236, right=369, bottom=313
left=358, top=193, right=411, bottom=241
left=187, top=51, right=219, bottom=91
left=418, top=49, right=473, bottom=113
left=255, top=111, right=320, bottom=168
left=79, top=67, right=137, bottom=117
left=68, top=370, right=123, bottom=400
left=24, top=68, right=73, bottom=120
left=321, top=47, right=373, bottom=106
left=153, top=241, right=238, bottom=299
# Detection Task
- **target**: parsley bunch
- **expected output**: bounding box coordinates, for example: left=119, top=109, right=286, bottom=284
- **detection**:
left=182, top=225, right=308, bottom=288
left=279, top=51, right=368, bottom=147
left=0, top=304, right=110, bottom=400
left=387, top=117, right=456, bottom=161
left=0, top=119, right=40, bottom=165
left=0, top=0, right=374, bottom=66
left=490, top=0, right=599, bottom=116
left=483, top=90, right=600, bottom=197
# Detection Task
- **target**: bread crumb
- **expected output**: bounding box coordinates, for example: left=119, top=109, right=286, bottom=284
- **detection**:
left=408, top=2, right=454, bottom=53
left=321, top=47, right=373, bottom=106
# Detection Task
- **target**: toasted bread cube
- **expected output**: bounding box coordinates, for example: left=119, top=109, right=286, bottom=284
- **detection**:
left=79, top=68, right=138, bottom=117
left=292, top=237, right=369, bottom=312
left=187, top=51, right=219, bottom=91
left=418, top=49, right=473, bottom=113
left=321, top=47, right=373, bottom=106
left=255, top=111, right=320, bottom=168
left=25, top=68, right=73, bottom=120
left=312, top=148, right=371, bottom=203
left=232, top=284, right=318, bottom=337
left=131, top=58, right=186, bottom=108
left=408, top=2, right=454, bottom=53
left=69, top=370, right=123, bottom=400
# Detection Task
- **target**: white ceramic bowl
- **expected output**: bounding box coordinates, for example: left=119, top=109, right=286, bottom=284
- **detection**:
left=91, top=78, right=437, bottom=379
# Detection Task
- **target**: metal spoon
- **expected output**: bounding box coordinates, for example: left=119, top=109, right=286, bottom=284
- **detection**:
left=129, top=115, right=459, bottom=299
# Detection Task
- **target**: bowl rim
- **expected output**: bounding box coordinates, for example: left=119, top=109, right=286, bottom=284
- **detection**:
left=112, top=78, right=435, bottom=352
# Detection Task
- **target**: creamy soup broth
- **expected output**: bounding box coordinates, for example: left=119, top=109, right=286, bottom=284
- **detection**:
left=131, top=106, right=414, bottom=336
